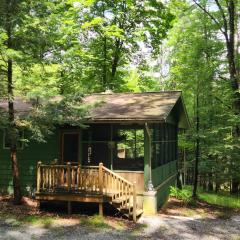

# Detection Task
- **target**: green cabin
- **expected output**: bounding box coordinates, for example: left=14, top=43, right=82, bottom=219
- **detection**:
left=0, top=91, right=189, bottom=220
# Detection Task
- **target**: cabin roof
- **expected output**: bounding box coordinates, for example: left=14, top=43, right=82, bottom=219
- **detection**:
left=0, top=91, right=190, bottom=128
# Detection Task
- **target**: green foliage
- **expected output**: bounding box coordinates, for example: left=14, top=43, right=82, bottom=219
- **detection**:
left=166, top=0, right=240, bottom=191
left=198, top=191, right=240, bottom=209
left=170, top=186, right=192, bottom=204
left=179, top=185, right=240, bottom=209
left=80, top=215, right=110, bottom=229
left=25, top=94, right=89, bottom=143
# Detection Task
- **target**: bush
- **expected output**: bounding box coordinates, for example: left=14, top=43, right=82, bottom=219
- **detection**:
left=170, top=186, right=192, bottom=204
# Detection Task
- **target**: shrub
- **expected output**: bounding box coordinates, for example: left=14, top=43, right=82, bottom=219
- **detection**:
left=170, top=186, right=192, bottom=204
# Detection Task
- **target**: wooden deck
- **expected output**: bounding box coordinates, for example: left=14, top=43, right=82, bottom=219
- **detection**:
left=35, top=162, right=141, bottom=221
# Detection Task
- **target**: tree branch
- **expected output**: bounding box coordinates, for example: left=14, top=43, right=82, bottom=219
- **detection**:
left=214, top=0, right=229, bottom=42
left=214, top=95, right=232, bottom=109
left=192, top=0, right=227, bottom=36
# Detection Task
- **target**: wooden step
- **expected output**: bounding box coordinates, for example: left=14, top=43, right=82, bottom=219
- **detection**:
left=112, top=197, right=130, bottom=205
left=124, top=209, right=143, bottom=219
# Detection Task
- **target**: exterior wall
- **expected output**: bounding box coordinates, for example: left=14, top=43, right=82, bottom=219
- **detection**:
left=144, top=122, right=178, bottom=210
left=152, top=161, right=177, bottom=208
left=115, top=171, right=144, bottom=193
left=0, top=130, right=59, bottom=195
left=0, top=121, right=178, bottom=210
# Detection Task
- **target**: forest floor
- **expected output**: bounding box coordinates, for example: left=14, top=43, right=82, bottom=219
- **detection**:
left=0, top=196, right=239, bottom=240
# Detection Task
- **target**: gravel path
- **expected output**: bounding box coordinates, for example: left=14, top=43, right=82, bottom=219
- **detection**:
left=0, top=214, right=239, bottom=240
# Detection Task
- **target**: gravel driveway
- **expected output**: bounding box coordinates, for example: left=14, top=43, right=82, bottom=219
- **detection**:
left=0, top=213, right=239, bottom=240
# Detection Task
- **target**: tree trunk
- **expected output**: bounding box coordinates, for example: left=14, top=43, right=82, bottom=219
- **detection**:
left=111, top=39, right=122, bottom=84
left=227, top=0, right=240, bottom=194
left=177, top=171, right=183, bottom=190
left=192, top=93, right=200, bottom=198
left=202, top=176, right=207, bottom=190
left=7, top=58, right=22, bottom=204
left=7, top=15, right=22, bottom=204
left=215, top=181, right=220, bottom=193
left=208, top=172, right=214, bottom=191
left=231, top=181, right=239, bottom=194
left=102, top=36, right=107, bottom=90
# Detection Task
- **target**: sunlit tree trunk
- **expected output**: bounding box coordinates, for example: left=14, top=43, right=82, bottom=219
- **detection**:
left=6, top=1, right=22, bottom=204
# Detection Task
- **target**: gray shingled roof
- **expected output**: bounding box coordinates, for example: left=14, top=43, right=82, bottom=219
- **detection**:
left=0, top=91, right=190, bottom=128
left=85, top=91, right=181, bottom=121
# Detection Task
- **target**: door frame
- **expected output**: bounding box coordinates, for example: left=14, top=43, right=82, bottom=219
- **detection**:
left=60, top=130, right=81, bottom=164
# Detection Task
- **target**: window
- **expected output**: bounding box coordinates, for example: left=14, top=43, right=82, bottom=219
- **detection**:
left=113, top=128, right=144, bottom=171
left=3, top=130, right=24, bottom=150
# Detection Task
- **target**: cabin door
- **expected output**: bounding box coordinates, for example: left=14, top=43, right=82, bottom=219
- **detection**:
left=61, top=132, right=79, bottom=164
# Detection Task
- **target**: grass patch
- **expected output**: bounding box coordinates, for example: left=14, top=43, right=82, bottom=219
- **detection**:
left=198, top=192, right=240, bottom=209
left=20, top=215, right=54, bottom=226
left=80, top=215, right=110, bottom=229
left=171, top=185, right=240, bottom=209
left=0, top=212, right=55, bottom=227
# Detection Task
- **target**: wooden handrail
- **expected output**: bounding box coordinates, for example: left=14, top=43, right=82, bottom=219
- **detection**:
left=102, top=166, right=133, bottom=186
left=36, top=161, right=137, bottom=221
left=101, top=163, right=136, bottom=221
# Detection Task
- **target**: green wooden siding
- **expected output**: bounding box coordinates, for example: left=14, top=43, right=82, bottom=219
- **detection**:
left=143, top=122, right=178, bottom=208
left=0, top=130, right=59, bottom=194
left=152, top=160, right=177, bottom=187
left=156, top=176, right=176, bottom=208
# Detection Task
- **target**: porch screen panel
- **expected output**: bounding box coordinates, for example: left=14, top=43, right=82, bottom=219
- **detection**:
left=112, top=126, right=144, bottom=171
left=63, top=133, right=79, bottom=163
left=152, top=123, right=177, bottom=168
left=82, top=124, right=111, bottom=167
left=82, top=142, right=110, bottom=167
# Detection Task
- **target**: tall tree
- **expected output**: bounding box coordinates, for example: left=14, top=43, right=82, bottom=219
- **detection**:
left=69, top=0, right=174, bottom=91
left=166, top=0, right=240, bottom=196
left=0, top=0, right=57, bottom=203
left=192, top=0, right=240, bottom=193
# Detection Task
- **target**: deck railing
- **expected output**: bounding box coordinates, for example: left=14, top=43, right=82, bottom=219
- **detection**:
left=102, top=165, right=136, bottom=221
left=36, top=162, right=136, bottom=221
left=37, top=162, right=100, bottom=193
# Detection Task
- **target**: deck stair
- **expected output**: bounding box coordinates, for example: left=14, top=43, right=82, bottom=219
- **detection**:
left=35, top=162, right=143, bottom=221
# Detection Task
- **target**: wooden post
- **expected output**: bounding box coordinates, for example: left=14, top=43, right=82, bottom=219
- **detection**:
left=67, top=201, right=72, bottom=215
left=133, top=184, right=137, bottom=222
left=67, top=162, right=71, bottom=192
left=77, top=164, right=81, bottom=189
left=99, top=202, right=103, bottom=216
left=99, top=163, right=103, bottom=194
left=37, top=161, right=42, bottom=193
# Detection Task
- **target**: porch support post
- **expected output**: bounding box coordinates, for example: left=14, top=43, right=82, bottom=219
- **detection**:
left=99, top=163, right=103, bottom=194
left=143, top=191, right=157, bottom=215
left=145, top=123, right=154, bottom=191
left=143, top=123, right=157, bottom=215
left=37, top=161, right=42, bottom=193
left=99, top=202, right=103, bottom=216
left=67, top=162, right=71, bottom=191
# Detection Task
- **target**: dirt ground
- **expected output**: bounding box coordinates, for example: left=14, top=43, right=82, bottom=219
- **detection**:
left=0, top=196, right=239, bottom=240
